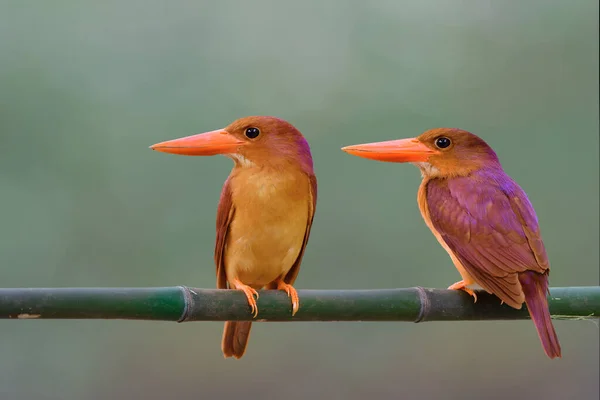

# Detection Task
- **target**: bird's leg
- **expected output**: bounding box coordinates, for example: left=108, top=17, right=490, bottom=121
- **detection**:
left=275, top=280, right=300, bottom=316
left=448, top=280, right=478, bottom=303
left=229, top=278, right=260, bottom=318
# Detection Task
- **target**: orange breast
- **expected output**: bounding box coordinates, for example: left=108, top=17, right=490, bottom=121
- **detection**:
left=224, top=168, right=310, bottom=287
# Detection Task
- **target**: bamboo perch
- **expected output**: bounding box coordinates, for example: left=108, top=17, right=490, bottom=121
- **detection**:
left=0, top=286, right=598, bottom=322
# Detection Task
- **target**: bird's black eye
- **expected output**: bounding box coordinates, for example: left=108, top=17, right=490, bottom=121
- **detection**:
left=435, top=136, right=451, bottom=149
left=245, top=127, right=260, bottom=139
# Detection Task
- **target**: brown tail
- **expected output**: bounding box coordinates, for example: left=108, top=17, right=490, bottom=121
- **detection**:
left=221, top=321, right=252, bottom=359
left=519, top=271, right=561, bottom=359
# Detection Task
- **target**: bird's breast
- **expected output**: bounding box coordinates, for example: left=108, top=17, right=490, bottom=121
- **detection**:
left=224, top=169, right=310, bottom=286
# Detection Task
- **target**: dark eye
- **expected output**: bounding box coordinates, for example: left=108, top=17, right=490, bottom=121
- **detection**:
left=245, top=127, right=260, bottom=139
left=435, top=136, right=451, bottom=149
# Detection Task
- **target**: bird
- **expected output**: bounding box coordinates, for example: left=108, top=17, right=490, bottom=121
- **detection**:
left=341, top=128, right=561, bottom=359
left=151, top=116, right=317, bottom=359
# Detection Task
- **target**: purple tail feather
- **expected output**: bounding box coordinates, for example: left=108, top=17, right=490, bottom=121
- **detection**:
left=519, top=271, right=561, bottom=359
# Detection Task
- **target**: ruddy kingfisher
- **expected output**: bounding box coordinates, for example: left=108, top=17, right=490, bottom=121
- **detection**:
left=151, top=116, right=317, bottom=359
left=342, top=128, right=561, bottom=359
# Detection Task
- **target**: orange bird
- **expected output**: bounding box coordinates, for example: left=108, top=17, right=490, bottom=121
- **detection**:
left=151, top=116, right=317, bottom=359
left=342, top=128, right=561, bottom=359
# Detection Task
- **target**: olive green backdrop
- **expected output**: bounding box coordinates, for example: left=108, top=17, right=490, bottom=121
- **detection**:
left=0, top=1, right=598, bottom=399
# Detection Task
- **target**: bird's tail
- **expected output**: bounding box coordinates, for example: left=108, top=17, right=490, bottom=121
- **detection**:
left=519, top=271, right=561, bottom=359
left=221, top=321, right=253, bottom=359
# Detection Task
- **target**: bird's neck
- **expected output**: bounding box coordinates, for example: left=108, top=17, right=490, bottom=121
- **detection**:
left=417, top=161, right=503, bottom=180
left=229, top=154, right=314, bottom=177
left=419, top=165, right=507, bottom=188
left=229, top=164, right=310, bottom=204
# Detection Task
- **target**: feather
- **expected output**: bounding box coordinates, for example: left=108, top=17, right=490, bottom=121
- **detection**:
left=278, top=174, right=317, bottom=286
left=424, top=169, right=548, bottom=308
left=214, top=177, right=235, bottom=289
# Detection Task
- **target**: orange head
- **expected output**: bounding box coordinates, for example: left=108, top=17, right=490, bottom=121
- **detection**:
left=151, top=116, right=313, bottom=172
left=341, top=128, right=501, bottom=178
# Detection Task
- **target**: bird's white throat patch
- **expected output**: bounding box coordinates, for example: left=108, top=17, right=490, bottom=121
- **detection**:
left=414, top=162, right=440, bottom=177
left=228, top=153, right=255, bottom=167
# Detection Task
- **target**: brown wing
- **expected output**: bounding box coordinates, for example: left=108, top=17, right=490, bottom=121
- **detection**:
left=426, top=173, right=548, bottom=308
left=214, top=177, right=235, bottom=289
left=281, top=174, right=317, bottom=285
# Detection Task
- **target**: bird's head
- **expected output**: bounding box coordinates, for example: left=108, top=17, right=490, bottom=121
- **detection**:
left=151, top=116, right=313, bottom=171
left=341, top=128, right=500, bottom=178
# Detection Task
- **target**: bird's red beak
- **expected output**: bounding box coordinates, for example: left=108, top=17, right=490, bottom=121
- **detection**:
left=341, top=137, right=438, bottom=163
left=150, top=129, right=247, bottom=156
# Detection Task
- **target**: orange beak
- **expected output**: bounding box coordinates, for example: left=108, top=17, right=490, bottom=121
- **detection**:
left=341, top=138, right=438, bottom=163
left=150, top=129, right=247, bottom=156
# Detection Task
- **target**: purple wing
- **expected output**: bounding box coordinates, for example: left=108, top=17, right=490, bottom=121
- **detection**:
left=426, top=170, right=549, bottom=308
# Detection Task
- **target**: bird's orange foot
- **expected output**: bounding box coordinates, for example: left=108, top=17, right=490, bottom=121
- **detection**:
left=230, top=279, right=259, bottom=318
left=276, top=281, right=300, bottom=316
left=448, top=280, right=478, bottom=303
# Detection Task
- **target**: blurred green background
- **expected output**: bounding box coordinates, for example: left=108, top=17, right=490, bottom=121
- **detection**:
left=1, top=1, right=598, bottom=399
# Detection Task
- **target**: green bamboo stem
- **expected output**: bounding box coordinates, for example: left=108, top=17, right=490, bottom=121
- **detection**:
left=0, top=286, right=597, bottom=322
